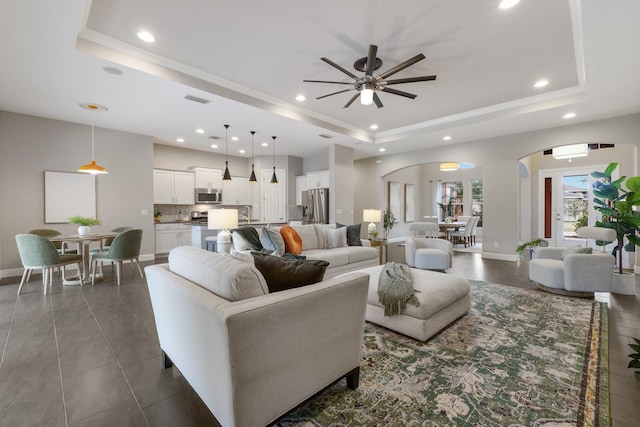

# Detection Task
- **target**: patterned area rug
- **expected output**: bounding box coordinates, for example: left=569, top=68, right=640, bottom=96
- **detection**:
left=276, top=281, right=609, bottom=427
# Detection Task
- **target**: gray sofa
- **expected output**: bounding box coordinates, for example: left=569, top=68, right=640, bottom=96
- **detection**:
left=235, top=223, right=379, bottom=279
left=145, top=246, right=369, bottom=427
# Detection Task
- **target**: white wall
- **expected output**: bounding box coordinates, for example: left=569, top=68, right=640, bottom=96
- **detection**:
left=354, top=113, right=640, bottom=260
left=1, top=111, right=155, bottom=276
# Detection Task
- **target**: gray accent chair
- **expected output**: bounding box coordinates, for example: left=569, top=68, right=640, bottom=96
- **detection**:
left=405, top=237, right=453, bottom=271
left=89, top=229, right=144, bottom=285
left=15, top=234, right=84, bottom=295
left=528, top=227, right=616, bottom=297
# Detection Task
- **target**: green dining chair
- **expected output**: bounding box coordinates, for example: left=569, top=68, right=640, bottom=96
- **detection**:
left=89, top=229, right=144, bottom=286
left=15, top=234, right=84, bottom=295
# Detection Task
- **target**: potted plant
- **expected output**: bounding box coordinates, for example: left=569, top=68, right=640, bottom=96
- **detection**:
left=154, top=210, right=162, bottom=223
left=383, top=209, right=396, bottom=239
left=591, top=162, right=640, bottom=275
left=515, top=237, right=548, bottom=261
left=68, top=215, right=102, bottom=235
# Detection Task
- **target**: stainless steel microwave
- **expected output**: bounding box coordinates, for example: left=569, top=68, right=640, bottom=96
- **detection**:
left=195, top=188, right=222, bottom=204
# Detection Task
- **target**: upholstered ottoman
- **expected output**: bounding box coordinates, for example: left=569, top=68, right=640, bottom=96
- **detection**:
left=348, top=265, right=471, bottom=341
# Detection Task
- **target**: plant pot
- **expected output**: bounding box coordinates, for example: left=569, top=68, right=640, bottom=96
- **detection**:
left=612, top=272, right=636, bottom=295
left=77, top=226, right=91, bottom=235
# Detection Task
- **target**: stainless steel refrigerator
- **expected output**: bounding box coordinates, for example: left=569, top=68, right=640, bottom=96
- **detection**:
left=302, top=188, right=329, bottom=224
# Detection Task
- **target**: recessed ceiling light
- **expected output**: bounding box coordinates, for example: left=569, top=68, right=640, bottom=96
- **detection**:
left=261, top=142, right=269, bottom=147
left=534, top=79, right=549, bottom=88
left=296, top=94, right=306, bottom=101
left=210, top=144, right=218, bottom=149
left=379, top=148, right=386, bottom=152
left=499, top=0, right=520, bottom=9
left=136, top=31, right=155, bottom=43
left=370, top=124, right=378, bottom=130
left=443, top=136, right=452, bottom=141
left=239, top=149, right=246, bottom=154
left=231, top=136, right=239, bottom=141
left=196, top=129, right=205, bottom=134
left=176, top=138, right=184, bottom=143
left=563, top=112, right=577, bottom=119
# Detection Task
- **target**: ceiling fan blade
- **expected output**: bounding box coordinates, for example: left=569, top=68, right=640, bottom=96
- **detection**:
left=378, top=53, right=426, bottom=79
left=384, top=75, right=437, bottom=85
left=381, top=87, right=417, bottom=99
left=373, top=92, right=384, bottom=108
left=365, top=44, right=378, bottom=76
left=316, top=89, right=353, bottom=99
left=343, top=93, right=360, bottom=108
left=303, top=80, right=353, bottom=85
left=320, top=57, right=358, bottom=79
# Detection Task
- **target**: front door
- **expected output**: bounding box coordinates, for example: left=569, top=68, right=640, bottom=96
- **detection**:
left=538, top=165, right=606, bottom=247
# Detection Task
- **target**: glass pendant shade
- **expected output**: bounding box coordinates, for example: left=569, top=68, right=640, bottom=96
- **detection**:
left=249, top=131, right=257, bottom=182
left=223, top=124, right=231, bottom=181
left=360, top=87, right=374, bottom=105
left=271, top=136, right=278, bottom=184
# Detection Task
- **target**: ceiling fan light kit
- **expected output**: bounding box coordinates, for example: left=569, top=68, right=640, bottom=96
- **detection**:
left=304, top=44, right=436, bottom=109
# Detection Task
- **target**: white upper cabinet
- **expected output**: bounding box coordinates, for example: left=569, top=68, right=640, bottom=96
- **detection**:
left=153, top=169, right=195, bottom=204
left=193, top=167, right=222, bottom=189
left=222, top=177, right=252, bottom=205
left=307, top=170, right=329, bottom=189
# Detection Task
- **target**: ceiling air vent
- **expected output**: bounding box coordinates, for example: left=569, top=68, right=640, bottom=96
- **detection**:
left=318, top=134, right=333, bottom=139
left=184, top=94, right=210, bottom=104
left=208, top=135, right=222, bottom=140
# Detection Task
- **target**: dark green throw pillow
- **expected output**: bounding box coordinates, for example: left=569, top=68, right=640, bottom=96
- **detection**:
left=232, top=227, right=263, bottom=251
left=337, top=223, right=363, bottom=246
left=251, top=252, right=329, bottom=293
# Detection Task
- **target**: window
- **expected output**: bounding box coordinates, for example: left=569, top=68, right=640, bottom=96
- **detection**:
left=440, top=181, right=463, bottom=219
left=472, top=179, right=483, bottom=227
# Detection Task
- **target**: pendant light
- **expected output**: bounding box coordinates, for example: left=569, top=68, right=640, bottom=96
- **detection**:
left=78, top=104, right=108, bottom=174
left=249, top=131, right=257, bottom=182
left=222, top=124, right=232, bottom=181
left=270, top=136, right=278, bottom=184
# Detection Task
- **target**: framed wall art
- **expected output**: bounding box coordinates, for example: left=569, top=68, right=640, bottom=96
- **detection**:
left=405, top=183, right=415, bottom=222
left=388, top=181, right=401, bottom=224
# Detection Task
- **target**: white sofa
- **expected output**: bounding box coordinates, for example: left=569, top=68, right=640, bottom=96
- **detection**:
left=243, top=223, right=379, bottom=279
left=145, top=246, right=370, bottom=427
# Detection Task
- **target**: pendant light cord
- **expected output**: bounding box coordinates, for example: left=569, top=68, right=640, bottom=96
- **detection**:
left=91, top=111, right=95, bottom=160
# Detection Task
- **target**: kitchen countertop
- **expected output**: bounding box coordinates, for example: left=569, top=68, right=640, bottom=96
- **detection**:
left=156, top=221, right=286, bottom=226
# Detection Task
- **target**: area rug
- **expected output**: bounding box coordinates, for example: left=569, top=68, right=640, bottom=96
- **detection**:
left=276, top=280, right=609, bottom=427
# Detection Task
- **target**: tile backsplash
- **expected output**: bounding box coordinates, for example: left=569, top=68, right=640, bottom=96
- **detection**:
left=154, top=204, right=256, bottom=222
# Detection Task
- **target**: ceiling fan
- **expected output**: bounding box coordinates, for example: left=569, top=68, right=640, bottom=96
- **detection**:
left=303, top=44, right=436, bottom=109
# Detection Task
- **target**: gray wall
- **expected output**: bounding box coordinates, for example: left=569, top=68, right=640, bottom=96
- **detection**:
left=1, top=111, right=155, bottom=276
left=330, top=144, right=355, bottom=225
left=354, top=113, right=640, bottom=260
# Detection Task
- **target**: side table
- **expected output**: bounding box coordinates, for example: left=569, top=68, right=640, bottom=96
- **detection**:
left=369, top=239, right=388, bottom=265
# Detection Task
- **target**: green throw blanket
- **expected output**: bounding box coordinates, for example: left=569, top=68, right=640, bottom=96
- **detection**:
left=378, top=262, right=419, bottom=316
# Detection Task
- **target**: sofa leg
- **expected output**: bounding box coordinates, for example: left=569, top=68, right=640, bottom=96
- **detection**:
left=161, top=350, right=173, bottom=369
left=346, top=367, right=360, bottom=390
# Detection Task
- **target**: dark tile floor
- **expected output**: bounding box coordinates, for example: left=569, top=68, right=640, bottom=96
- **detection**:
left=0, top=248, right=638, bottom=426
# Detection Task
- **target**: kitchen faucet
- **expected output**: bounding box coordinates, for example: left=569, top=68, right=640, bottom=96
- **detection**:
left=242, top=205, right=251, bottom=224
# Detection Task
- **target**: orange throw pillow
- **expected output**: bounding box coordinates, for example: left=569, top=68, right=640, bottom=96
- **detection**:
left=279, top=225, right=303, bottom=254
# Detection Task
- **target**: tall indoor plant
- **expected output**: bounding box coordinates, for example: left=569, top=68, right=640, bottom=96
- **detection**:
left=591, top=162, right=640, bottom=274
left=383, top=209, right=396, bottom=239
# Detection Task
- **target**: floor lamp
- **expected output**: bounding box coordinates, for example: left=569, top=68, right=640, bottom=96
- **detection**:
left=208, top=209, right=238, bottom=253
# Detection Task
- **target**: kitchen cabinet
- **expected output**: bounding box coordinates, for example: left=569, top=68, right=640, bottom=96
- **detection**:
left=155, top=223, right=192, bottom=254
left=295, top=175, right=308, bottom=205
left=307, top=170, right=330, bottom=189
left=153, top=169, right=195, bottom=204
left=193, top=167, right=222, bottom=189
left=222, top=177, right=252, bottom=205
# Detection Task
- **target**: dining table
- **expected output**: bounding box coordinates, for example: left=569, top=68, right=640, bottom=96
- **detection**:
left=49, top=232, right=118, bottom=285
left=438, top=222, right=467, bottom=241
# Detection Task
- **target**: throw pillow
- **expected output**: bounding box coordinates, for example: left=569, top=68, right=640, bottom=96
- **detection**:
left=251, top=252, right=329, bottom=292
left=260, top=227, right=286, bottom=256
left=561, top=245, right=593, bottom=260
left=280, top=225, right=303, bottom=254
left=323, top=227, right=347, bottom=249
left=231, top=227, right=263, bottom=251
left=337, top=223, right=363, bottom=246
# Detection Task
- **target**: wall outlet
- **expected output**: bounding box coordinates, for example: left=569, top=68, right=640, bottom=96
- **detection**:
left=493, top=242, right=499, bottom=248
left=141, top=209, right=148, bottom=215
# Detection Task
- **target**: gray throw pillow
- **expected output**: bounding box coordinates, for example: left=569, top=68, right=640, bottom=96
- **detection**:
left=337, top=223, right=363, bottom=246
left=260, top=227, right=286, bottom=256
left=251, top=252, right=329, bottom=293
left=561, top=245, right=593, bottom=260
